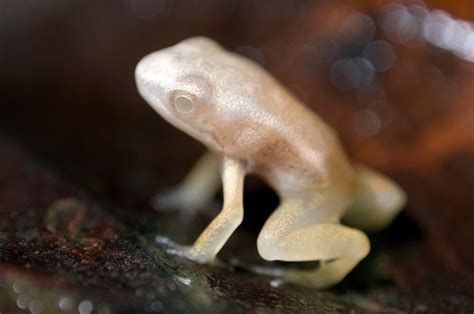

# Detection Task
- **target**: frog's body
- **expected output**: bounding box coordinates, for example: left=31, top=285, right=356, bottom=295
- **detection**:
left=135, top=37, right=406, bottom=288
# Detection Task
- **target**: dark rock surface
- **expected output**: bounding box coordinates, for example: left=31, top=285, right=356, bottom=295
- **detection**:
left=0, top=137, right=389, bottom=313
left=0, top=0, right=473, bottom=313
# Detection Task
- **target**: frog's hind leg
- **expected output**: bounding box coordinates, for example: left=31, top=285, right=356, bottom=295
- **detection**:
left=343, top=165, right=406, bottom=232
left=256, top=188, right=370, bottom=289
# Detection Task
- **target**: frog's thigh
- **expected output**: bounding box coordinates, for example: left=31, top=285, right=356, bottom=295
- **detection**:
left=256, top=190, right=370, bottom=289
left=152, top=152, right=220, bottom=211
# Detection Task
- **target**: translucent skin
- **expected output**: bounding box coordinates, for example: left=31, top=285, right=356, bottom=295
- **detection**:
left=135, top=37, right=406, bottom=288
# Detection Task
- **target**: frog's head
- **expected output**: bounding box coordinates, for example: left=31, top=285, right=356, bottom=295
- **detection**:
left=135, top=37, right=224, bottom=151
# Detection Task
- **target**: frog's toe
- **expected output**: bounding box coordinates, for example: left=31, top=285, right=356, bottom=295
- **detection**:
left=182, top=246, right=215, bottom=264
left=159, top=242, right=210, bottom=263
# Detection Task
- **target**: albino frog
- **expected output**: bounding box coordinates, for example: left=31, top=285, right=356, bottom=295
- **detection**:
left=135, top=37, right=406, bottom=288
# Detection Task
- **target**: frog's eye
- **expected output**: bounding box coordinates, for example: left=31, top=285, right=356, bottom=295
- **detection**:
left=174, top=95, right=195, bottom=114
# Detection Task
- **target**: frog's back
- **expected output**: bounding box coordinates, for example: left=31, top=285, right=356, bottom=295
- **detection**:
left=176, top=38, right=354, bottom=191
left=211, top=49, right=355, bottom=192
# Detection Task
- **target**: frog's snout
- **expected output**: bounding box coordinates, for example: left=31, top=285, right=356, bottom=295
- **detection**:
left=135, top=53, right=166, bottom=106
left=135, top=72, right=151, bottom=99
left=135, top=72, right=155, bottom=106
left=135, top=55, right=154, bottom=92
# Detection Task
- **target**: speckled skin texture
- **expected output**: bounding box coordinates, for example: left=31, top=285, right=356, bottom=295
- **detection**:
left=135, top=37, right=406, bottom=288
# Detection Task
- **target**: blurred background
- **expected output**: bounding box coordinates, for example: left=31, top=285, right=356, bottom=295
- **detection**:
left=0, top=0, right=473, bottom=313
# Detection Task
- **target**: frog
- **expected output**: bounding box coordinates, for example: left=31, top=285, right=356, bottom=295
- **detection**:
left=135, top=37, right=406, bottom=288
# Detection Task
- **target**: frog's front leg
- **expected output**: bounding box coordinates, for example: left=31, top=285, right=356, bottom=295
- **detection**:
left=152, top=152, right=220, bottom=212
left=186, top=157, right=245, bottom=263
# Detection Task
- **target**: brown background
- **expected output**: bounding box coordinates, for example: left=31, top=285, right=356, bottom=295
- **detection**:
left=0, top=0, right=473, bottom=313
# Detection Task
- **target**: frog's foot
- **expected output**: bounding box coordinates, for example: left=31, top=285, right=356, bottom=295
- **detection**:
left=283, top=248, right=368, bottom=289
left=263, top=223, right=369, bottom=289
left=182, top=246, right=215, bottom=263
left=229, top=258, right=287, bottom=278
left=155, top=237, right=215, bottom=263
left=257, top=189, right=370, bottom=289
left=151, top=152, right=220, bottom=213
left=151, top=187, right=203, bottom=212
